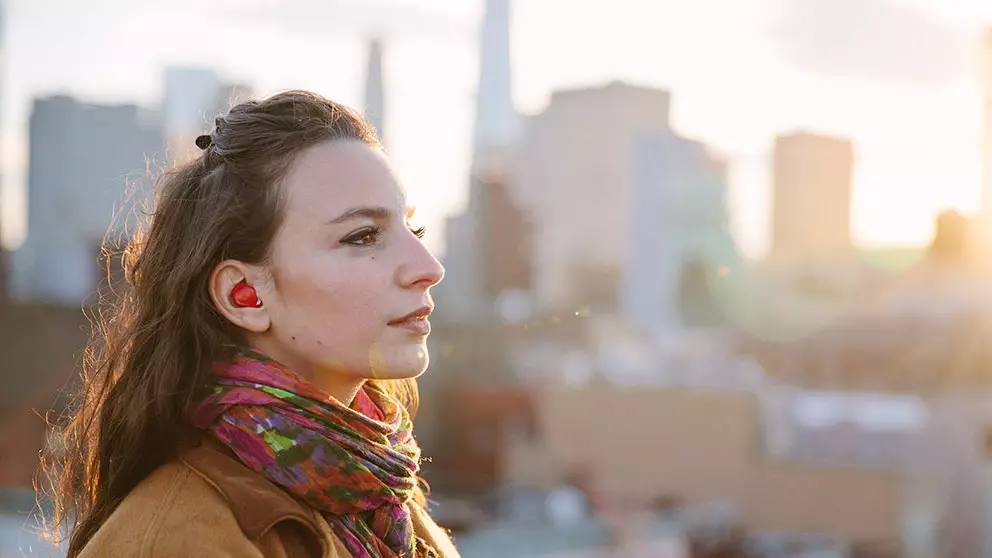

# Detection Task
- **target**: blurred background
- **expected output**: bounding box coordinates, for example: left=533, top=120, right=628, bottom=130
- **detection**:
left=2, top=0, right=992, bottom=556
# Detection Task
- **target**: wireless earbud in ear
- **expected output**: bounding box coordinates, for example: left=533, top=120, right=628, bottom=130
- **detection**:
left=231, top=280, right=262, bottom=308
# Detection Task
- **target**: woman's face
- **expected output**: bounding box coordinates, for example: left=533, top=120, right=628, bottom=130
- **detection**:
left=250, top=139, right=444, bottom=388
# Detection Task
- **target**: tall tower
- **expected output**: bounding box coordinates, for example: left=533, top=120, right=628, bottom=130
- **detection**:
left=0, top=0, right=7, bottom=303
left=363, top=38, right=386, bottom=146
left=471, top=0, right=518, bottom=170
left=513, top=83, right=672, bottom=314
left=437, top=0, right=522, bottom=322
left=162, top=67, right=253, bottom=165
left=11, top=96, right=163, bottom=304
left=163, top=67, right=221, bottom=164
left=770, top=131, right=855, bottom=268
left=980, top=29, right=992, bottom=255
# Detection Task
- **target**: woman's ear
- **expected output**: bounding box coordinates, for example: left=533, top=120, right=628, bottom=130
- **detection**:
left=208, top=260, right=271, bottom=333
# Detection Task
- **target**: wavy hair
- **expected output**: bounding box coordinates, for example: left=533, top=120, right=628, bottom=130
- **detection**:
left=39, top=90, right=424, bottom=556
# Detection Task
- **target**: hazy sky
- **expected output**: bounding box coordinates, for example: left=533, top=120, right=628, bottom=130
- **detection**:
left=3, top=0, right=991, bottom=258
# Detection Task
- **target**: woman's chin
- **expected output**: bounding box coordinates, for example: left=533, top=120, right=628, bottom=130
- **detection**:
left=367, top=344, right=430, bottom=380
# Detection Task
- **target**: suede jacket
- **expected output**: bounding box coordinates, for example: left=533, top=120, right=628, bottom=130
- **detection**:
left=77, top=442, right=459, bottom=557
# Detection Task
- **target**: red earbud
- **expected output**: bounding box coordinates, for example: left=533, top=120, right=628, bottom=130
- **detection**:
left=231, top=280, right=262, bottom=308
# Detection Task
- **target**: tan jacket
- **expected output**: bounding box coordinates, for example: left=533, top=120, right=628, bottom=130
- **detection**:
left=78, top=442, right=459, bottom=557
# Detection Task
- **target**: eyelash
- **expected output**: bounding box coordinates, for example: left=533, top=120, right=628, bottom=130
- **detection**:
left=342, top=225, right=427, bottom=246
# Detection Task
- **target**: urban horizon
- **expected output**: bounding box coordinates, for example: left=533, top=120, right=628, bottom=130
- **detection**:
left=0, top=0, right=991, bottom=260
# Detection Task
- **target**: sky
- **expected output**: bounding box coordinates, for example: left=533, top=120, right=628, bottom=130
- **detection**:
left=2, top=0, right=991, bottom=259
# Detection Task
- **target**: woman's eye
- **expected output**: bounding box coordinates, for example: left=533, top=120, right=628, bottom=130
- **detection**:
left=342, top=227, right=381, bottom=246
left=410, top=225, right=427, bottom=239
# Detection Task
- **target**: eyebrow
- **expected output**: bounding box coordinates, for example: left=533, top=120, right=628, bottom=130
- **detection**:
left=326, top=205, right=416, bottom=225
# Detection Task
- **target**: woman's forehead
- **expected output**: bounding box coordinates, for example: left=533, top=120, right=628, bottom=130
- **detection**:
left=281, top=140, right=407, bottom=217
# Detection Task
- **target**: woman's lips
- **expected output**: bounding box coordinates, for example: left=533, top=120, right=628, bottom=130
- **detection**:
left=388, top=305, right=432, bottom=335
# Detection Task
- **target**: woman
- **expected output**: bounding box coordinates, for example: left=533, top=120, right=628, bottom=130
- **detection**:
left=41, top=90, right=459, bottom=557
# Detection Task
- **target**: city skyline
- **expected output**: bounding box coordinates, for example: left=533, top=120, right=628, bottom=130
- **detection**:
left=1, top=0, right=992, bottom=258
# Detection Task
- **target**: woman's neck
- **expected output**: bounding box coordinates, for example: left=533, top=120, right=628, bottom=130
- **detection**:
left=313, top=372, right=366, bottom=406
left=244, top=340, right=366, bottom=406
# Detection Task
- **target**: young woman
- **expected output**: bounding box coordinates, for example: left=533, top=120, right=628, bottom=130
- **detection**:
left=42, top=90, right=459, bottom=557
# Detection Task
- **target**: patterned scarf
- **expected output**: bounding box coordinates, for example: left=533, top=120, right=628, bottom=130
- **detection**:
left=191, top=348, right=436, bottom=558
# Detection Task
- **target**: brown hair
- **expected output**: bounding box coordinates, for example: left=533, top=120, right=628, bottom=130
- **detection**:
left=39, top=90, right=423, bottom=556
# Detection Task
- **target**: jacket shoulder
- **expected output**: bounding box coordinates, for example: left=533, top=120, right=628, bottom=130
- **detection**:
left=79, top=460, right=271, bottom=557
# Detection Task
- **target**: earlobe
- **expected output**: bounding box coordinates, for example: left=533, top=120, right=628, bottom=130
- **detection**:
left=209, top=261, right=271, bottom=334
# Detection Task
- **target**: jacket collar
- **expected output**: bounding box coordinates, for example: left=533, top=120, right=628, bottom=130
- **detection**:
left=179, top=440, right=325, bottom=546
left=178, top=440, right=457, bottom=557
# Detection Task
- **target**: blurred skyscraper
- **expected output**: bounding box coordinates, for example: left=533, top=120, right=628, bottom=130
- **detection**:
left=363, top=38, right=386, bottom=146
left=470, top=0, right=517, bottom=166
left=770, top=131, right=855, bottom=268
left=0, top=0, right=7, bottom=302
left=162, top=67, right=252, bottom=164
left=979, top=29, right=992, bottom=258
left=439, top=0, right=527, bottom=322
left=621, top=133, right=738, bottom=332
left=513, top=82, right=672, bottom=314
left=10, top=96, right=163, bottom=304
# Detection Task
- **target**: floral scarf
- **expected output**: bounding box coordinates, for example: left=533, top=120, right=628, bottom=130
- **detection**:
left=191, top=348, right=436, bottom=557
